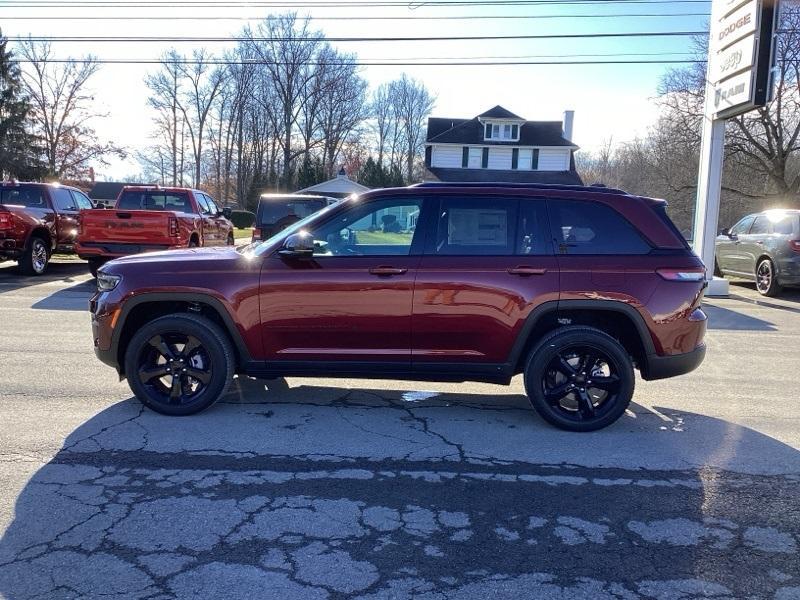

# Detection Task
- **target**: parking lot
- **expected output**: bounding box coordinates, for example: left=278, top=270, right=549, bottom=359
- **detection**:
left=0, top=259, right=799, bottom=599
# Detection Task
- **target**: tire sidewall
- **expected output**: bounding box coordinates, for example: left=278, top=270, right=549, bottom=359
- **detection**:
left=524, top=328, right=634, bottom=432
left=756, top=258, right=780, bottom=296
left=124, top=315, right=233, bottom=416
left=23, top=237, right=49, bottom=275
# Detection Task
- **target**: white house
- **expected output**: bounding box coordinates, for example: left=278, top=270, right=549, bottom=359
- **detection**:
left=424, top=106, right=581, bottom=185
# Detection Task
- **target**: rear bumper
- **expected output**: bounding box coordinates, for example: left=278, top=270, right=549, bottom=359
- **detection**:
left=641, top=343, right=706, bottom=381
left=0, top=238, right=21, bottom=259
left=77, top=241, right=180, bottom=259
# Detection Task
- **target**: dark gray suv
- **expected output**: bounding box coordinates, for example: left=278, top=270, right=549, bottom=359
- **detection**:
left=715, top=210, right=800, bottom=296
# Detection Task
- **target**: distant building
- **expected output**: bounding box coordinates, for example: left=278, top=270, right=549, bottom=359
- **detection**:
left=297, top=168, right=370, bottom=198
left=88, top=181, right=145, bottom=207
left=424, top=105, right=582, bottom=185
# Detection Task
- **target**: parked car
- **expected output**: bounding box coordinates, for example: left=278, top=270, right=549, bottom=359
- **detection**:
left=76, top=186, right=234, bottom=277
left=252, top=194, right=338, bottom=242
left=89, top=182, right=707, bottom=431
left=0, top=181, right=94, bottom=275
left=715, top=209, right=800, bottom=296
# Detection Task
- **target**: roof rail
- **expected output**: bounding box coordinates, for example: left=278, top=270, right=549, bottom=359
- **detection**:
left=412, top=181, right=628, bottom=195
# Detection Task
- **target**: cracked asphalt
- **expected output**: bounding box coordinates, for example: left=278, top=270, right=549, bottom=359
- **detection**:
left=1, top=260, right=800, bottom=599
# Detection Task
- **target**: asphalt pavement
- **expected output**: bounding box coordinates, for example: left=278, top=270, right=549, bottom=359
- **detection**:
left=0, top=259, right=799, bottom=599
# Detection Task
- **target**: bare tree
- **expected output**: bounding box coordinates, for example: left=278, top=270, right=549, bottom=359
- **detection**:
left=389, top=74, right=435, bottom=182
left=18, top=39, right=122, bottom=179
left=145, top=49, right=184, bottom=185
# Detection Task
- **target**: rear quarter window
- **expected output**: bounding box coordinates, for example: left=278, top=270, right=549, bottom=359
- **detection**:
left=548, top=199, right=651, bottom=255
left=0, top=186, right=48, bottom=208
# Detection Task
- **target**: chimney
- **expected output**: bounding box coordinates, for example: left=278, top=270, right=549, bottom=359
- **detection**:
left=562, top=110, right=575, bottom=142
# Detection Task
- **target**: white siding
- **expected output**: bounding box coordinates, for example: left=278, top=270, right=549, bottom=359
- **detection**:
left=468, top=147, right=482, bottom=169
left=431, top=145, right=462, bottom=168
left=538, top=149, right=570, bottom=171
left=488, top=147, right=512, bottom=170
left=518, top=148, right=533, bottom=170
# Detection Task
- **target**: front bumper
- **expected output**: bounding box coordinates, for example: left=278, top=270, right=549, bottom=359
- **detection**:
left=641, top=343, right=706, bottom=381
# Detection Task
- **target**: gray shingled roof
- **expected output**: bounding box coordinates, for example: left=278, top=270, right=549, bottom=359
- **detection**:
left=427, top=118, right=575, bottom=147
left=477, top=105, right=524, bottom=120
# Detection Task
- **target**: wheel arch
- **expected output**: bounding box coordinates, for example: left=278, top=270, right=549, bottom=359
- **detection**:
left=28, top=226, right=53, bottom=250
left=509, top=300, right=656, bottom=375
left=112, top=293, right=251, bottom=376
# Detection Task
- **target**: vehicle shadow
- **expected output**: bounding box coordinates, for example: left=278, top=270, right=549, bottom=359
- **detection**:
left=702, top=303, right=777, bottom=330
left=1, top=379, right=799, bottom=598
left=0, top=260, right=89, bottom=295
left=727, top=281, right=800, bottom=312
left=30, top=279, right=96, bottom=311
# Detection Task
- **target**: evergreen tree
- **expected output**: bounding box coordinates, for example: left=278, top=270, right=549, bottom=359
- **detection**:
left=0, top=31, right=42, bottom=179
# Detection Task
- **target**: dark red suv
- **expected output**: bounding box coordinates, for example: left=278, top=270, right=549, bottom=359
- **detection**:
left=89, top=183, right=707, bottom=431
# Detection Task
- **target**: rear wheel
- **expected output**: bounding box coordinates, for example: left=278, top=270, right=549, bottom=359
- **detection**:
left=18, top=236, right=50, bottom=275
left=188, top=237, right=199, bottom=248
left=755, top=258, right=781, bottom=297
left=226, top=232, right=235, bottom=245
left=124, top=313, right=235, bottom=416
left=524, top=327, right=634, bottom=432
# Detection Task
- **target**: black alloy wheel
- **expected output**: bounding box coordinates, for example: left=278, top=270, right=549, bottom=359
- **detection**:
left=755, top=258, right=781, bottom=297
left=124, top=314, right=234, bottom=415
left=524, top=327, right=634, bottom=431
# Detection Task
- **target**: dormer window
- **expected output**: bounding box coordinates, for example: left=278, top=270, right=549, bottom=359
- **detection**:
left=484, top=122, right=519, bottom=141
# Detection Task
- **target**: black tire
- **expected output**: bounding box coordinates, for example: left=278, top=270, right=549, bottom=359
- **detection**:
left=523, top=326, right=634, bottom=432
left=189, top=238, right=199, bottom=248
left=755, top=258, right=781, bottom=297
left=226, top=232, right=235, bottom=246
left=713, top=257, right=722, bottom=277
left=18, top=235, right=50, bottom=275
left=87, top=258, right=106, bottom=278
left=124, top=313, right=235, bottom=416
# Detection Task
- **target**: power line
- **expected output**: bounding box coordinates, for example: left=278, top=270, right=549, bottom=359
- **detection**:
left=0, top=0, right=714, bottom=7
left=0, top=12, right=713, bottom=20
left=6, top=31, right=708, bottom=43
left=15, top=57, right=703, bottom=65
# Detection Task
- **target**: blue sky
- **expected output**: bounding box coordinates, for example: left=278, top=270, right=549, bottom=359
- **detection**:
left=0, top=0, right=712, bottom=179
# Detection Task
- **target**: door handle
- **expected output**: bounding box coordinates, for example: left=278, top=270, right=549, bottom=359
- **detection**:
left=369, top=266, right=408, bottom=276
left=507, top=266, right=547, bottom=276
left=755, top=240, right=764, bottom=245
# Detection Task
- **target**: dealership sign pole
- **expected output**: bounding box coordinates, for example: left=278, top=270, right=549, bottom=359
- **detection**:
left=693, top=0, right=779, bottom=296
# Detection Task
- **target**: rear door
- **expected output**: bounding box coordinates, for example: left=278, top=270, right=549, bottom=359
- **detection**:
left=50, top=187, right=81, bottom=249
left=411, top=195, right=559, bottom=370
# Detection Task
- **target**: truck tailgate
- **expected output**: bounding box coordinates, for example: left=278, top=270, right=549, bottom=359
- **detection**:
left=79, top=210, right=177, bottom=245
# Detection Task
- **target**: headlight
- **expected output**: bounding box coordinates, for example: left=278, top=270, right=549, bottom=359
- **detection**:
left=96, top=273, right=121, bottom=292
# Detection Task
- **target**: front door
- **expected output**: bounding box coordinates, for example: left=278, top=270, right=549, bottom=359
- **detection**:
left=412, top=195, right=559, bottom=369
left=49, top=187, right=80, bottom=249
left=717, top=215, right=754, bottom=274
left=259, top=195, right=428, bottom=366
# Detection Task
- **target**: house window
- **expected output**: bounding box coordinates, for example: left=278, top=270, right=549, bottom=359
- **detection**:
left=462, top=147, right=469, bottom=168
left=532, top=149, right=540, bottom=170
left=484, top=121, right=521, bottom=141
left=481, top=148, right=489, bottom=169
left=512, top=148, right=519, bottom=170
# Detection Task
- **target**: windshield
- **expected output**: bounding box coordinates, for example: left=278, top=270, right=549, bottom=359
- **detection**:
left=241, top=200, right=343, bottom=256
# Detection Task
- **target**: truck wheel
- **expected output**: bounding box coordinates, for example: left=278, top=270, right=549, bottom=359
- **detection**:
left=523, top=326, right=634, bottom=432
left=87, top=258, right=106, bottom=278
left=188, top=238, right=199, bottom=248
left=18, top=236, right=50, bottom=276
left=226, top=232, right=235, bottom=245
left=124, top=313, right=234, bottom=416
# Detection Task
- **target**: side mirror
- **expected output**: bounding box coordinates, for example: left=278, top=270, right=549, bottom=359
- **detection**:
left=221, top=207, right=232, bottom=219
left=278, top=232, right=314, bottom=259
left=719, top=227, right=730, bottom=237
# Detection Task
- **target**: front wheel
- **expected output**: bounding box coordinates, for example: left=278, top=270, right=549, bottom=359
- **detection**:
left=124, top=313, right=235, bottom=416
left=524, top=327, right=634, bottom=432
left=18, top=236, right=50, bottom=275
left=87, top=258, right=106, bottom=278
left=226, top=232, right=235, bottom=246
left=755, top=258, right=781, bottom=297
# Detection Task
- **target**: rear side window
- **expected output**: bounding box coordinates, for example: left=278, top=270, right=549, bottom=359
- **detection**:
left=258, top=198, right=326, bottom=226
left=548, top=199, right=651, bottom=255
left=431, top=197, right=517, bottom=256
left=117, top=191, right=192, bottom=212
left=0, top=186, right=47, bottom=208
left=749, top=216, right=770, bottom=235
left=773, top=216, right=795, bottom=235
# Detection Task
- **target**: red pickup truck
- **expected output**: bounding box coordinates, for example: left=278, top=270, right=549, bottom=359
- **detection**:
left=76, top=186, right=234, bottom=276
left=0, top=181, right=94, bottom=275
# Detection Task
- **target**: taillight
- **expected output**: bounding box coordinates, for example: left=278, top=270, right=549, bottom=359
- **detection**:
left=790, top=240, right=800, bottom=253
left=252, top=227, right=261, bottom=241
left=169, top=217, right=179, bottom=237
left=0, top=212, right=11, bottom=230
left=656, top=268, right=706, bottom=282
